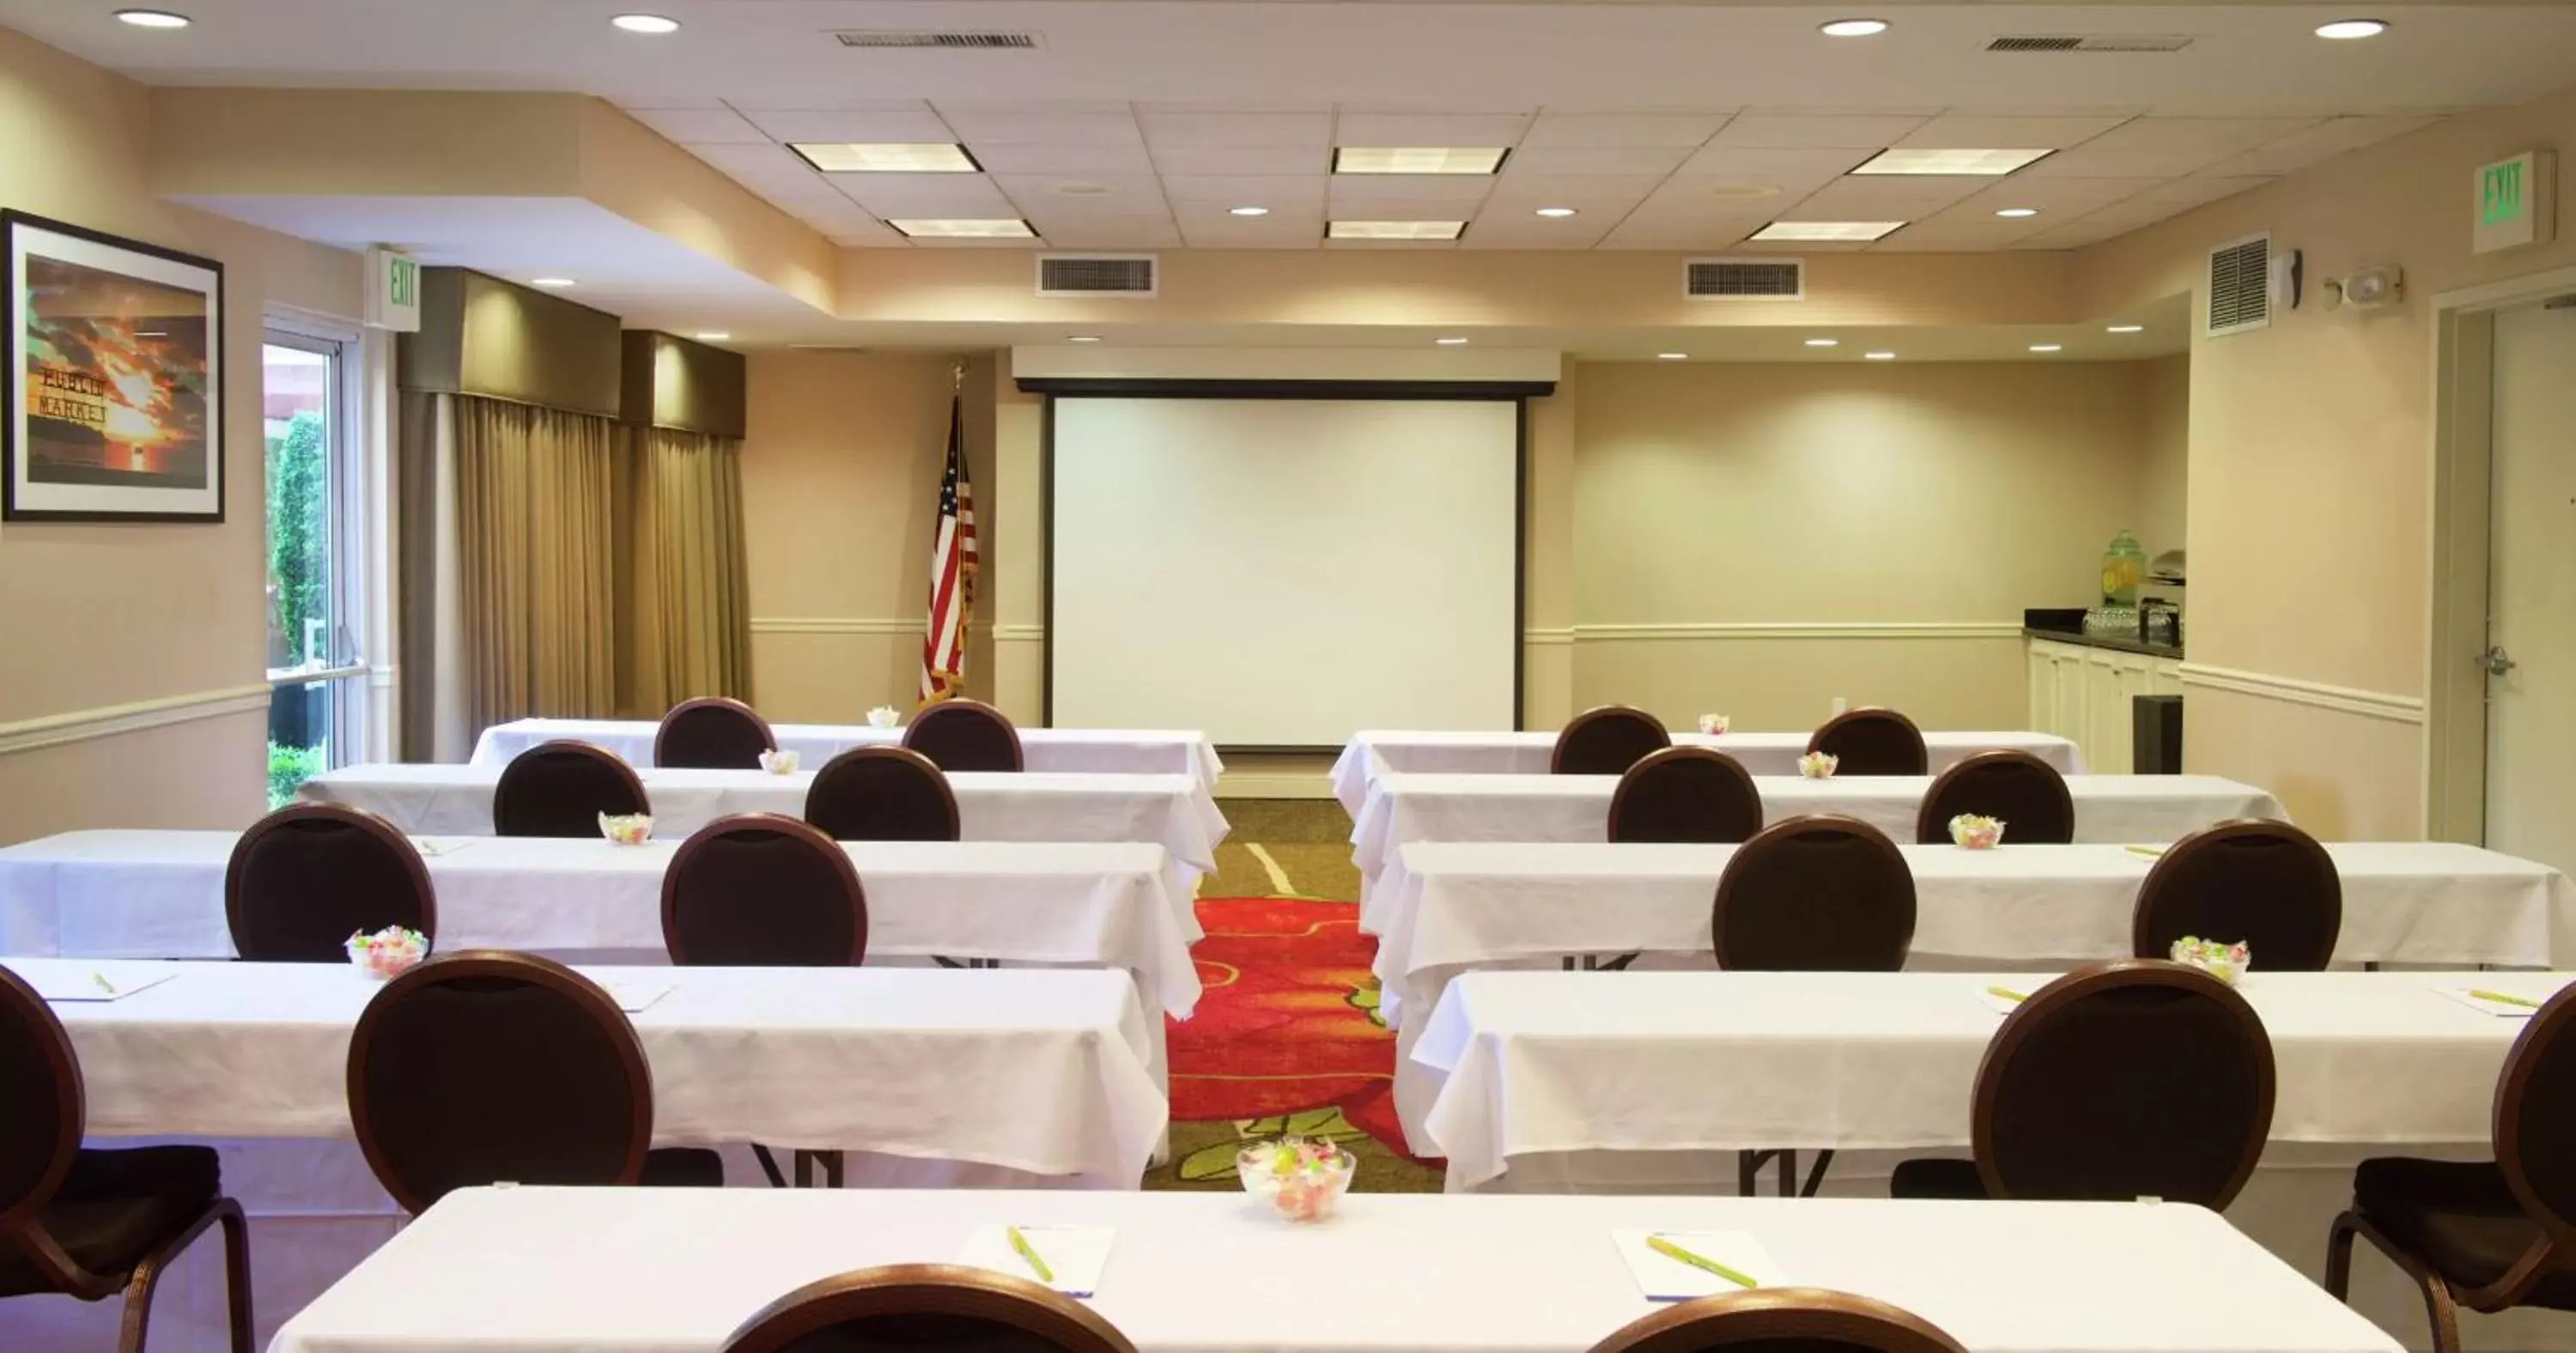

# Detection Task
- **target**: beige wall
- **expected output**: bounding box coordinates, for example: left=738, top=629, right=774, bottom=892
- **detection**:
left=0, top=26, right=361, bottom=844
left=2134, top=354, right=2190, bottom=564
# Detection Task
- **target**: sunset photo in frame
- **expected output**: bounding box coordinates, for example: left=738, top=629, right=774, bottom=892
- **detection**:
left=5, top=210, right=224, bottom=522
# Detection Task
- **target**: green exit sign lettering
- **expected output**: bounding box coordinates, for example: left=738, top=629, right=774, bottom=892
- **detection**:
left=2474, top=151, right=2555, bottom=254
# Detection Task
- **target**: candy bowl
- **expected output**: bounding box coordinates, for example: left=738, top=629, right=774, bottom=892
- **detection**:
left=1698, top=713, right=1730, bottom=736
left=757, top=749, right=800, bottom=775
left=598, top=812, right=654, bottom=846
left=1236, top=1138, right=1356, bottom=1223
left=1948, top=814, right=2006, bottom=849
left=346, top=926, right=428, bottom=980
left=2170, top=937, right=2251, bottom=986
left=866, top=705, right=902, bottom=729
left=1796, top=751, right=1838, bottom=780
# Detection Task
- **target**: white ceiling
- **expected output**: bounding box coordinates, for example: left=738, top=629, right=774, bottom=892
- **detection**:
left=10, top=1, right=2576, bottom=253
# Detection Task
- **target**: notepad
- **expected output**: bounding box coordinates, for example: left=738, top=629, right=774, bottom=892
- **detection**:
left=957, top=1225, right=1114, bottom=1297
left=18, top=963, right=180, bottom=1004
left=604, top=981, right=674, bottom=1014
left=1612, top=1231, right=1784, bottom=1301
left=2435, top=986, right=2551, bottom=1018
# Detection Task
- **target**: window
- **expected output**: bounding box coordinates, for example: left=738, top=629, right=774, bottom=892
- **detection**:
left=263, top=325, right=366, bottom=805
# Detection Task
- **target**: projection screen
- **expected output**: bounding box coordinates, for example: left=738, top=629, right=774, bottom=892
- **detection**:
left=1048, top=396, right=1521, bottom=748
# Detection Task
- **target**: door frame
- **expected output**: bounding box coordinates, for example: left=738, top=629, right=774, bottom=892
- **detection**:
left=2425, top=262, right=2576, bottom=843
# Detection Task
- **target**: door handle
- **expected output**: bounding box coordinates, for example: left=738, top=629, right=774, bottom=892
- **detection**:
left=2484, top=646, right=2518, bottom=676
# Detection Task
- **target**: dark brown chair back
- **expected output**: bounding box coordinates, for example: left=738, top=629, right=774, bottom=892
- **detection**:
left=2495, top=983, right=2576, bottom=1241
left=1609, top=747, right=1764, bottom=844
left=346, top=950, right=656, bottom=1214
left=1710, top=815, right=1915, bottom=970
left=2131, top=820, right=2342, bottom=970
left=225, top=804, right=436, bottom=961
left=0, top=966, right=82, bottom=1236
left=655, top=697, right=775, bottom=770
left=662, top=814, right=867, bottom=967
left=1972, top=960, right=2274, bottom=1209
left=805, top=747, right=963, bottom=842
left=1552, top=704, right=1671, bottom=775
left=492, top=740, right=651, bottom=838
left=1914, top=750, right=2075, bottom=845
left=1807, top=707, right=1928, bottom=776
left=723, top=1265, right=1139, bottom=1353
left=902, top=699, right=1024, bottom=774
left=1587, top=1288, right=1970, bottom=1353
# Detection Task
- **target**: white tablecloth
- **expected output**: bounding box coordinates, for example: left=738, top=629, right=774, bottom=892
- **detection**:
left=267, top=1186, right=2396, bottom=1353
left=1409, top=969, right=2567, bottom=1190
left=1351, top=773, right=2287, bottom=915
left=0, top=831, right=1202, bottom=1018
left=1331, top=730, right=2085, bottom=816
left=1372, top=840, right=2576, bottom=1024
left=299, top=763, right=1230, bottom=889
left=0, top=957, right=1168, bottom=1181
left=474, top=719, right=1225, bottom=792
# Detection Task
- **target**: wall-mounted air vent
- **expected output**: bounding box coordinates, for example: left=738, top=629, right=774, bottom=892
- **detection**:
left=1685, top=258, right=1804, bottom=300
left=2206, top=233, right=2272, bottom=337
left=1038, top=255, right=1158, bottom=298
left=833, top=31, right=1038, bottom=49
left=1986, top=33, right=2194, bottom=52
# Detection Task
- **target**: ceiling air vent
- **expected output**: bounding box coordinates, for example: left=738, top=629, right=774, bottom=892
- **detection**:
left=1685, top=258, right=1804, bottom=300
left=2206, top=233, right=2272, bottom=337
left=833, top=31, right=1038, bottom=49
left=1038, top=254, right=1158, bottom=299
left=1987, top=33, right=2194, bottom=52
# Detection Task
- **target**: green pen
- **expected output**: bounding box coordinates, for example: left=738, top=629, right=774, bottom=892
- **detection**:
left=1986, top=985, right=2028, bottom=1004
left=1647, top=1235, right=1759, bottom=1289
left=2470, top=988, right=2544, bottom=1010
left=1006, top=1226, right=1055, bottom=1283
left=2123, top=845, right=2166, bottom=859
left=91, top=973, right=118, bottom=997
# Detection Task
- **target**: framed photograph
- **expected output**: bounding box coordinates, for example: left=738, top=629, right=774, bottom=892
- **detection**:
left=4, top=210, right=224, bottom=522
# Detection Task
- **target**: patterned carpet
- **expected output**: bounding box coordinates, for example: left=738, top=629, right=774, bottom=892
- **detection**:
left=1146, top=802, right=1445, bottom=1192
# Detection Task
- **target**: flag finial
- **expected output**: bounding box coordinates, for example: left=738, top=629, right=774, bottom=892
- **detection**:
left=951, top=360, right=966, bottom=391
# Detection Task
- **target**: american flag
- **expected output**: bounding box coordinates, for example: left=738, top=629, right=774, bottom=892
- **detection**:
left=918, top=393, right=977, bottom=703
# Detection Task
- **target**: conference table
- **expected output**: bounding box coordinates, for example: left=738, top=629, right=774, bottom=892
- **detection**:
left=474, top=718, right=1225, bottom=792
left=1350, top=772, right=2288, bottom=919
left=298, top=762, right=1230, bottom=890
left=1332, top=729, right=2085, bottom=815
left=266, top=1187, right=2400, bottom=1353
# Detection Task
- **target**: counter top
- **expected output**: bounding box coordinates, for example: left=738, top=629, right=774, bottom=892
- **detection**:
left=2024, top=626, right=2185, bottom=660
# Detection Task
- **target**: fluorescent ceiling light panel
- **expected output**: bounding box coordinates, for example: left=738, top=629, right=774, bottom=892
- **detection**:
left=1327, top=220, right=1467, bottom=240
left=1228, top=206, right=1271, bottom=217
left=887, top=218, right=1036, bottom=239
left=1850, top=148, right=2053, bottom=176
left=1332, top=148, right=1509, bottom=175
left=611, top=14, right=680, bottom=33
left=1994, top=207, right=2040, bottom=219
left=1864, top=351, right=1897, bottom=360
left=1534, top=207, right=1578, bottom=218
left=1657, top=352, right=1688, bottom=360
left=2030, top=343, right=2064, bottom=353
left=2316, top=19, right=2387, bottom=39
left=694, top=331, right=731, bottom=342
left=1751, top=221, right=1905, bottom=242
left=791, top=143, right=980, bottom=173
left=2107, top=324, right=2145, bottom=334
left=1820, top=18, right=1889, bottom=37
left=115, top=9, right=191, bottom=27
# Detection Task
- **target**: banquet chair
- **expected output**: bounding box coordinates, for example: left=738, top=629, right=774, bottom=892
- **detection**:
left=723, top=1265, right=1138, bottom=1353
left=1609, top=746, right=1765, bottom=845
left=2132, top=820, right=2342, bottom=970
left=2325, top=983, right=2576, bottom=1353
left=1588, top=1288, right=1968, bottom=1353
left=1890, top=960, right=2274, bottom=1208
left=902, top=698, right=1024, bottom=773
left=1552, top=704, right=1671, bottom=775
left=1913, top=750, right=2075, bottom=845
left=492, top=740, right=651, bottom=838
left=225, top=803, right=435, bottom=961
left=1806, top=707, right=1928, bottom=776
left=654, top=696, right=775, bottom=770
left=805, top=747, right=963, bottom=842
left=0, top=965, right=252, bottom=1353
left=345, top=950, right=721, bottom=1215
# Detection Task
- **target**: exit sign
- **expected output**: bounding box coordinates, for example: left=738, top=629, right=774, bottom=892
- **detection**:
left=364, top=246, right=422, bottom=332
left=2473, top=151, right=2555, bottom=254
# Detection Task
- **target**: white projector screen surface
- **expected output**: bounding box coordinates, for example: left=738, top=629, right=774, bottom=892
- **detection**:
left=1050, top=397, right=1520, bottom=746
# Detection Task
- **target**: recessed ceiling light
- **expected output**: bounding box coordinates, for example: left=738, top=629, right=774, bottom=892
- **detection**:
left=529, top=277, right=576, bottom=288
left=1852, top=148, right=2053, bottom=177
left=1994, top=207, right=2041, bottom=219
left=1067, top=335, right=1103, bottom=343
left=1333, top=148, right=1509, bottom=175
left=1752, top=221, right=1907, bottom=242
left=1435, top=337, right=1470, bottom=346
left=1328, top=220, right=1467, bottom=240
left=1657, top=352, right=1688, bottom=361
left=694, top=331, right=731, bottom=342
left=114, top=9, right=190, bottom=27
left=2030, top=343, right=2064, bottom=353
left=1534, top=207, right=1579, bottom=219
left=1228, top=206, right=1271, bottom=217
left=1820, top=18, right=1889, bottom=37
left=2315, top=18, right=2388, bottom=39
left=1864, top=351, right=1897, bottom=361
left=1804, top=337, right=1841, bottom=349
left=2107, top=324, right=2146, bottom=334
left=886, top=219, right=1036, bottom=239
left=610, top=14, right=679, bottom=33
left=791, top=143, right=978, bottom=173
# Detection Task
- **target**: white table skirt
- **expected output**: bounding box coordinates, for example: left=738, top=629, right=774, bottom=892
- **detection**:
left=1351, top=772, right=2287, bottom=916
left=0, top=831, right=1202, bottom=1019
left=1407, top=969, right=2567, bottom=1191
left=265, top=1186, right=2397, bottom=1353
left=1332, top=730, right=2086, bottom=816
left=474, top=719, right=1225, bottom=792
left=298, top=763, right=1229, bottom=889
left=1, top=957, right=1168, bottom=1180
left=1371, top=840, right=2576, bottom=1026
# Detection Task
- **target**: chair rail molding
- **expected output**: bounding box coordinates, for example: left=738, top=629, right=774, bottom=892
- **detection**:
left=1570, top=622, right=2022, bottom=642
left=749, top=616, right=920, bottom=635
left=0, top=683, right=273, bottom=757
left=2177, top=662, right=2427, bottom=725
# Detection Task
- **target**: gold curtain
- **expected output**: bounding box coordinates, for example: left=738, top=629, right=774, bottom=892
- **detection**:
left=452, top=396, right=620, bottom=731
left=626, top=427, right=752, bottom=713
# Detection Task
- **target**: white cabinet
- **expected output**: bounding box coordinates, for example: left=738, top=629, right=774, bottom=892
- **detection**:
left=2025, top=637, right=2182, bottom=774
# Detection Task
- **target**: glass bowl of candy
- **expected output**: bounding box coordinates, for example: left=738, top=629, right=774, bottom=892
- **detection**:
left=1236, top=1138, right=1356, bottom=1223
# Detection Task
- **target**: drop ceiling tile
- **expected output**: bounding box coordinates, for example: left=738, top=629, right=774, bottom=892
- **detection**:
left=932, top=100, right=1135, bottom=117
left=1895, top=114, right=2131, bottom=151
left=996, top=173, right=1170, bottom=215
left=828, top=174, right=1018, bottom=216
left=783, top=199, right=888, bottom=233
left=1943, top=177, right=2166, bottom=217
left=1867, top=219, right=2049, bottom=252
left=2067, top=116, right=2326, bottom=154
left=1334, top=112, right=1534, bottom=148
left=1595, top=224, right=1756, bottom=252
left=614, top=96, right=732, bottom=112
left=1631, top=177, right=1811, bottom=221
left=1707, top=113, right=1931, bottom=149
left=906, top=234, right=1048, bottom=250
left=1138, top=112, right=1333, bottom=148
left=2020, top=145, right=2235, bottom=179
left=1673, top=145, right=1874, bottom=179
left=627, top=108, right=770, bottom=144
left=2195, top=114, right=2443, bottom=177
left=688, top=143, right=820, bottom=175
left=1161, top=176, right=1329, bottom=209
left=971, top=143, right=1157, bottom=174
left=2012, top=221, right=2135, bottom=251
left=1175, top=211, right=1327, bottom=247
left=1328, top=175, right=1499, bottom=209
left=829, top=219, right=909, bottom=246
left=1150, top=145, right=1333, bottom=176
left=1520, top=112, right=1732, bottom=148
left=939, top=110, right=1144, bottom=147
left=1479, top=173, right=1666, bottom=208
left=1030, top=218, right=1184, bottom=249
left=1503, top=145, right=1694, bottom=176
left=2125, top=175, right=2277, bottom=209
left=740, top=110, right=956, bottom=143
left=725, top=96, right=933, bottom=114
left=1460, top=217, right=1615, bottom=250
left=1321, top=236, right=1461, bottom=251
left=1788, top=176, right=1990, bottom=215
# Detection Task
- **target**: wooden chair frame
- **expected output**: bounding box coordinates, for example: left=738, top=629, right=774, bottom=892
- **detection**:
left=723, top=1264, right=1138, bottom=1353
left=1609, top=745, right=1765, bottom=845
left=1807, top=707, right=1928, bottom=776
left=1588, top=1287, right=1968, bottom=1353
left=805, top=745, right=963, bottom=842
left=1912, top=749, right=2074, bottom=845
left=1550, top=704, right=1671, bottom=775
left=653, top=696, right=776, bottom=769
left=492, top=740, right=650, bottom=837
left=222, top=802, right=436, bottom=960
left=2131, top=818, right=2343, bottom=970
left=902, top=698, right=1025, bottom=773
